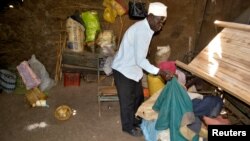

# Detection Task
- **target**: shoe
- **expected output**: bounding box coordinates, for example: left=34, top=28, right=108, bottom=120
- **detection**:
left=134, top=125, right=141, bottom=130
left=123, top=128, right=143, bottom=137
left=135, top=116, right=142, bottom=125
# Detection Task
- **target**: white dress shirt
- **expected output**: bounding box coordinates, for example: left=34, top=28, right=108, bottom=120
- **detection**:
left=112, top=19, right=159, bottom=82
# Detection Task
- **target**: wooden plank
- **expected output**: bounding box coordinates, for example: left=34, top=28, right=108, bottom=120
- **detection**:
left=221, top=28, right=250, bottom=44
left=189, top=59, right=246, bottom=87
left=192, top=50, right=250, bottom=76
left=98, top=86, right=117, bottom=96
left=214, top=20, right=250, bottom=31
left=176, top=26, right=250, bottom=105
left=189, top=55, right=250, bottom=88
left=62, top=51, right=99, bottom=69
left=196, top=50, right=250, bottom=73
left=204, top=33, right=250, bottom=61
left=176, top=60, right=250, bottom=105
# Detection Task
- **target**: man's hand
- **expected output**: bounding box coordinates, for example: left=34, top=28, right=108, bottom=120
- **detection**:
left=157, top=69, right=174, bottom=82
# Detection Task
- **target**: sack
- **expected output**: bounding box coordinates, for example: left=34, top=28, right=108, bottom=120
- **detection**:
left=128, top=0, right=147, bottom=19
left=81, top=11, right=101, bottom=42
left=16, top=61, right=41, bottom=90
left=155, top=45, right=171, bottom=65
left=66, top=17, right=85, bottom=53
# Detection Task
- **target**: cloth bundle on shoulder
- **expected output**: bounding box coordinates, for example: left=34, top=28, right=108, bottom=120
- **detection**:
left=128, top=0, right=147, bottom=19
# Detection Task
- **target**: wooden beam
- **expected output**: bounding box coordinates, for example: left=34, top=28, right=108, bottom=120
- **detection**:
left=214, top=20, right=250, bottom=31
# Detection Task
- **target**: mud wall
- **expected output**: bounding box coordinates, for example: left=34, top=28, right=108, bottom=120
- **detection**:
left=0, top=0, right=249, bottom=77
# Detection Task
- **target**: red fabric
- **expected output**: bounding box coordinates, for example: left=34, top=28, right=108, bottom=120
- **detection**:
left=157, top=61, right=176, bottom=74
left=203, top=115, right=231, bottom=125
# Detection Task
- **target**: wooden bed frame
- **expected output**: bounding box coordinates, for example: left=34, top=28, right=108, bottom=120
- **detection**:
left=176, top=21, right=250, bottom=123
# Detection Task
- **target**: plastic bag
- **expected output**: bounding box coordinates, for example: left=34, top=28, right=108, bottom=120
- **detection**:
left=28, top=55, right=55, bottom=92
left=97, top=30, right=116, bottom=56
left=81, top=11, right=101, bottom=42
left=103, top=7, right=117, bottom=23
left=66, top=17, right=85, bottom=53
left=155, top=45, right=171, bottom=65
left=103, top=0, right=127, bottom=16
left=103, top=56, right=114, bottom=75
left=128, top=0, right=147, bottom=19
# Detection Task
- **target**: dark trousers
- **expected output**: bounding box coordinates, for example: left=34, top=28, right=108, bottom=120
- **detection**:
left=113, top=69, right=144, bottom=131
left=188, top=95, right=223, bottom=133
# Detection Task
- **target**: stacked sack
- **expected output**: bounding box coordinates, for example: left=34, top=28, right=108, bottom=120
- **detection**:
left=66, top=17, right=85, bottom=53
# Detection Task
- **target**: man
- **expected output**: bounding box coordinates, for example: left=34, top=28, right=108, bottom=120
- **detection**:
left=111, top=2, right=171, bottom=137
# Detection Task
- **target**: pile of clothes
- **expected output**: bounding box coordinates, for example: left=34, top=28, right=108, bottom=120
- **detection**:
left=136, top=61, right=230, bottom=141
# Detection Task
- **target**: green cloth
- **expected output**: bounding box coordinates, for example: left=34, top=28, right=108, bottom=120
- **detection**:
left=152, top=77, right=198, bottom=141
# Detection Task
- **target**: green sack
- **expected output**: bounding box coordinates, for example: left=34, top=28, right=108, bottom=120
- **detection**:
left=153, top=77, right=198, bottom=141
left=81, top=11, right=101, bottom=42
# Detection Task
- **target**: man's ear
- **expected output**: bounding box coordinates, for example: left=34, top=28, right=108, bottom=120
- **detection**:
left=147, top=13, right=154, bottom=19
left=147, top=13, right=154, bottom=24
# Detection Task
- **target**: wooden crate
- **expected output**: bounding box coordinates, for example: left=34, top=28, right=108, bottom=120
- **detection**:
left=64, top=72, right=81, bottom=87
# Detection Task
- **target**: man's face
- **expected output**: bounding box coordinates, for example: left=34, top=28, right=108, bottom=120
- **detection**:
left=149, top=15, right=166, bottom=32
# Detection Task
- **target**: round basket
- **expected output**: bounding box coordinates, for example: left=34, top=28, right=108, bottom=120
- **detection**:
left=54, top=105, right=72, bottom=121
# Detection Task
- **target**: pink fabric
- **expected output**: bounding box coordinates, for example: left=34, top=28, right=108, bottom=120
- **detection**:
left=176, top=69, right=186, bottom=85
left=157, top=61, right=176, bottom=74
left=203, top=115, right=231, bottom=125
left=17, top=61, right=41, bottom=90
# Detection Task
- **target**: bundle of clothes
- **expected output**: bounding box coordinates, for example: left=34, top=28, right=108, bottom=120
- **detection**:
left=136, top=61, right=230, bottom=141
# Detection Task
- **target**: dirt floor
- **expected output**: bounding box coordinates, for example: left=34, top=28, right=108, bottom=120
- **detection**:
left=0, top=79, right=145, bottom=141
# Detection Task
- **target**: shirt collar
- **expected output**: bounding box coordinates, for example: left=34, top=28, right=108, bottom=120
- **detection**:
left=143, top=18, right=154, bottom=34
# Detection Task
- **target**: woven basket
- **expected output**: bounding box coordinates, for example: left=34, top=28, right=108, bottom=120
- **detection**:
left=54, top=105, right=72, bottom=121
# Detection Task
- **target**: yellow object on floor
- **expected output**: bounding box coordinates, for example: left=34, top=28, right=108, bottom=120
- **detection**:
left=25, top=87, right=47, bottom=107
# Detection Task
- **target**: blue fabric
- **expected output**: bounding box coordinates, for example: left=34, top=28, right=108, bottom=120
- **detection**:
left=192, top=96, right=223, bottom=117
left=140, top=119, right=158, bottom=141
left=188, top=96, right=223, bottom=133
left=152, top=77, right=198, bottom=141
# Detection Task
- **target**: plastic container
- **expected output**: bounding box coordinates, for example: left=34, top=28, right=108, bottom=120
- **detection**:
left=147, top=74, right=165, bottom=96
left=64, top=72, right=80, bottom=87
